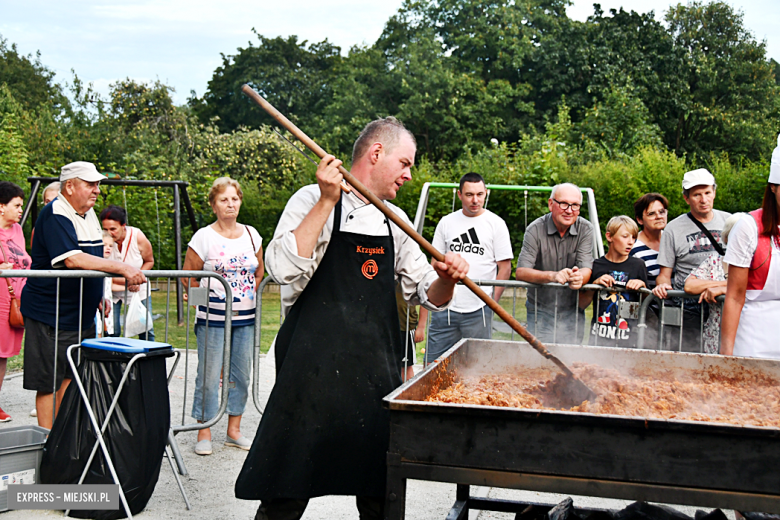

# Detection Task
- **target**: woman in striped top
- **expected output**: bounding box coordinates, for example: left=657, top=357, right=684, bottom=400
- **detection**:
left=183, top=177, right=264, bottom=456
left=630, top=193, right=669, bottom=288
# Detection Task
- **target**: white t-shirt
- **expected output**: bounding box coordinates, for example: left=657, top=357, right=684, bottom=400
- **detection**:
left=432, top=209, right=513, bottom=313
left=188, top=225, right=262, bottom=327
left=723, top=215, right=759, bottom=268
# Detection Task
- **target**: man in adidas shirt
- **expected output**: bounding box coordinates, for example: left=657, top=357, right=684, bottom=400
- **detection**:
left=423, top=173, right=513, bottom=361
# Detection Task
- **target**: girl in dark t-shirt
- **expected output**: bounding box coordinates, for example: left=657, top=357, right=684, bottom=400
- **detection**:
left=581, top=216, right=648, bottom=348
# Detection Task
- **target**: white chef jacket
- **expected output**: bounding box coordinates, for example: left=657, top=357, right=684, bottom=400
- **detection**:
left=266, top=184, right=452, bottom=317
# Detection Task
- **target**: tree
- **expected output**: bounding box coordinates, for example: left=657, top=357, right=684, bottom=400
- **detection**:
left=578, top=83, right=664, bottom=157
left=0, top=35, right=65, bottom=112
left=665, top=1, right=780, bottom=160
left=192, top=33, right=342, bottom=133
left=0, top=85, right=31, bottom=187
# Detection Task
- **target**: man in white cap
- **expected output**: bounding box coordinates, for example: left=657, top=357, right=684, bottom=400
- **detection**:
left=21, top=161, right=146, bottom=429
left=652, top=168, right=731, bottom=352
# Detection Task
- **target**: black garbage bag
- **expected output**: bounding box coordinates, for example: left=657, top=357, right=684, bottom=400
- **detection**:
left=40, top=347, right=172, bottom=519
left=613, top=502, right=693, bottom=520
left=543, top=497, right=613, bottom=520
left=519, top=499, right=727, bottom=520
left=548, top=497, right=581, bottom=520
left=740, top=513, right=780, bottom=520
left=695, top=510, right=729, bottom=520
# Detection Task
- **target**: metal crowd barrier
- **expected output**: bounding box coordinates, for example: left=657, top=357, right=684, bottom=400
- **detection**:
left=246, top=276, right=727, bottom=412
left=252, top=275, right=276, bottom=414
left=409, top=279, right=725, bottom=358
left=0, top=270, right=235, bottom=479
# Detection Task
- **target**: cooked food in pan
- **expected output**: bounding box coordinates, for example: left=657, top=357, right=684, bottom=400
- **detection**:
left=425, top=362, right=780, bottom=428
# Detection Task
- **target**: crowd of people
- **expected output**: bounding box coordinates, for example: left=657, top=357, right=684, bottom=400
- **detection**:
left=398, top=138, right=780, bottom=363
left=0, top=119, right=778, bottom=520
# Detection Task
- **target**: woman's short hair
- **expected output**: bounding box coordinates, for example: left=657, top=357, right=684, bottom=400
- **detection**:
left=0, top=181, right=24, bottom=205
left=722, top=213, right=746, bottom=245
left=99, top=204, right=127, bottom=225
left=633, top=193, right=669, bottom=222
left=208, top=177, right=243, bottom=207
left=605, top=215, right=639, bottom=239
left=42, top=181, right=61, bottom=201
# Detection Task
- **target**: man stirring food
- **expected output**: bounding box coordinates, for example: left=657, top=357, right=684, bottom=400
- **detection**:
left=235, top=117, right=469, bottom=520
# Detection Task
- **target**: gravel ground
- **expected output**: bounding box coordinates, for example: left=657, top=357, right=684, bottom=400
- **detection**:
left=0, top=352, right=726, bottom=519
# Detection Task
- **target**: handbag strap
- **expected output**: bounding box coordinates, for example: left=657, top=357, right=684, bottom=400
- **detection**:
left=245, top=225, right=256, bottom=252
left=686, top=212, right=726, bottom=256
left=0, top=240, right=17, bottom=296
left=120, top=227, right=133, bottom=263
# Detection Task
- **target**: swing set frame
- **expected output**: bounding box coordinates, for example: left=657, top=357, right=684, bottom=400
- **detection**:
left=21, top=176, right=199, bottom=325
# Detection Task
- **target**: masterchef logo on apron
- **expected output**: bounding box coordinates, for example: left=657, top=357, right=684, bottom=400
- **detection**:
left=357, top=244, right=384, bottom=279
left=362, top=259, right=378, bottom=279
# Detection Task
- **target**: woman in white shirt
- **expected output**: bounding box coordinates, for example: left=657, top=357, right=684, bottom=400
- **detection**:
left=100, top=205, right=156, bottom=340
left=721, top=135, right=780, bottom=358
left=182, top=177, right=264, bottom=456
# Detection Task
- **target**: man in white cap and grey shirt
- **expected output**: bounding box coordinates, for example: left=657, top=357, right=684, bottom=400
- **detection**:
left=21, top=161, right=146, bottom=429
left=652, top=168, right=731, bottom=352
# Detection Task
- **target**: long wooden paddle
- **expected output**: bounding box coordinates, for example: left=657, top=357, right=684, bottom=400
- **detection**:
left=241, top=84, right=597, bottom=404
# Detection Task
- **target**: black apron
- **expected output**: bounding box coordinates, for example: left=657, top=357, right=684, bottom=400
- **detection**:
left=235, top=196, right=404, bottom=500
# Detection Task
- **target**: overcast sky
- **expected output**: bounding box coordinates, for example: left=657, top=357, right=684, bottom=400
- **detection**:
left=1, top=0, right=777, bottom=104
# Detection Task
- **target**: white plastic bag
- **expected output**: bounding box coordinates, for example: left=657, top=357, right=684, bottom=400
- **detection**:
left=124, top=292, right=152, bottom=338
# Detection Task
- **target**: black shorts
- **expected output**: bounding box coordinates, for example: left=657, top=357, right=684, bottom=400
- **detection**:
left=23, top=317, right=95, bottom=393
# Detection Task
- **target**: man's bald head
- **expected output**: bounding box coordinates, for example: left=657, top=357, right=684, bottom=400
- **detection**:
left=352, top=117, right=416, bottom=164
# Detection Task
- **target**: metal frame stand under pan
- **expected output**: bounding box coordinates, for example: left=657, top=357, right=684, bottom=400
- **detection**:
left=383, top=339, right=780, bottom=519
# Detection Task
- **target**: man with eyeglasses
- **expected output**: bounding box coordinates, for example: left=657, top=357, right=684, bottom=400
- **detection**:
left=516, top=183, right=594, bottom=344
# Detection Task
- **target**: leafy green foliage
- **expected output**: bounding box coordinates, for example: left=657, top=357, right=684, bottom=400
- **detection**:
left=0, top=85, right=31, bottom=187
left=0, top=35, right=65, bottom=112
left=665, top=1, right=779, bottom=160
left=1, top=1, right=777, bottom=272
left=191, top=33, right=342, bottom=133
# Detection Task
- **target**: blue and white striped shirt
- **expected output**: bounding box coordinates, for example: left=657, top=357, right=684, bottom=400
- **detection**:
left=630, top=238, right=659, bottom=288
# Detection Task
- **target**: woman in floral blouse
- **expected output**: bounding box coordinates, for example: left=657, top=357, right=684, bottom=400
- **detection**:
left=683, top=213, right=743, bottom=353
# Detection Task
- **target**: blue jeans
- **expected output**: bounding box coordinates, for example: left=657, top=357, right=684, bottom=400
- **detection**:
left=111, top=297, right=155, bottom=341
left=191, top=324, right=253, bottom=421
left=426, top=307, right=493, bottom=362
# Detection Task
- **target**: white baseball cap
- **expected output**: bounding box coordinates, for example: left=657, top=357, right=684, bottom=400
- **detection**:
left=682, top=168, right=715, bottom=190
left=60, top=161, right=107, bottom=183
left=770, top=133, right=780, bottom=184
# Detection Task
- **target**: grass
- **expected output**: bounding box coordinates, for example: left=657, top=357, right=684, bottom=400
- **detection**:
left=146, top=283, right=282, bottom=353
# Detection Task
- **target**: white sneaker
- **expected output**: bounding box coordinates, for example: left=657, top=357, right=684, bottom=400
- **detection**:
left=29, top=409, right=37, bottom=418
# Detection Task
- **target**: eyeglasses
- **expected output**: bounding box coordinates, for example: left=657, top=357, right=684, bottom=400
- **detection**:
left=644, top=209, right=668, bottom=218
left=552, top=199, right=582, bottom=212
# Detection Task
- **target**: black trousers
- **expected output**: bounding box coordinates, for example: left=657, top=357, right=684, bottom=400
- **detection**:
left=255, top=497, right=384, bottom=520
